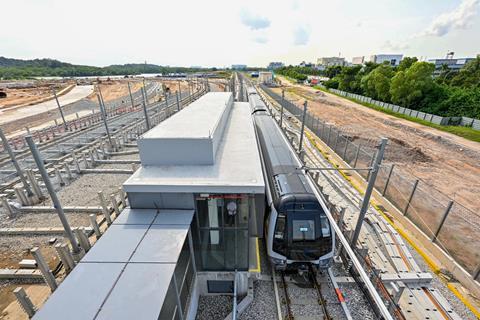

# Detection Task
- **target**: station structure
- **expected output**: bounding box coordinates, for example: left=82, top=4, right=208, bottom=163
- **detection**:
left=33, top=92, right=266, bottom=319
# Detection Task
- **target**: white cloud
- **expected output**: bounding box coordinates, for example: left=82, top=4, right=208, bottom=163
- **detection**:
left=293, top=25, right=311, bottom=45
left=420, top=0, right=479, bottom=37
left=240, top=8, right=271, bottom=30
left=382, top=40, right=409, bottom=51
left=253, top=36, right=269, bottom=44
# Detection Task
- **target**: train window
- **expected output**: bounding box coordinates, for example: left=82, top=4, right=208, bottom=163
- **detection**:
left=320, top=216, right=331, bottom=237
left=292, top=220, right=315, bottom=241
left=274, top=214, right=286, bottom=239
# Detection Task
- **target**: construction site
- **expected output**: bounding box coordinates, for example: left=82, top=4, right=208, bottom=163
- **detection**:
left=0, top=71, right=479, bottom=320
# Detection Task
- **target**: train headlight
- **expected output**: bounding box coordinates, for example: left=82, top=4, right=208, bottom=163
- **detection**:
left=272, top=257, right=286, bottom=266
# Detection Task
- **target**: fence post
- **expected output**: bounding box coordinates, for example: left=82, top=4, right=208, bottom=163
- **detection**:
left=343, top=139, right=349, bottom=160
left=327, top=125, right=332, bottom=146
left=13, top=287, right=36, bottom=318
left=298, top=101, right=307, bottom=153
left=280, top=90, right=285, bottom=128
left=382, top=164, right=395, bottom=196
left=404, top=179, right=419, bottom=216
left=432, top=201, right=453, bottom=243
left=333, top=131, right=340, bottom=153
left=366, top=152, right=376, bottom=181
left=176, top=91, right=181, bottom=111
left=474, top=265, right=480, bottom=281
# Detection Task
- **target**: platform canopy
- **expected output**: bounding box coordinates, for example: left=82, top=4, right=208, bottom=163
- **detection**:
left=33, top=208, right=193, bottom=320
left=124, top=92, right=264, bottom=194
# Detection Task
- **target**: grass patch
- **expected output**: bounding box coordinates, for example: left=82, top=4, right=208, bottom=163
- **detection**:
left=313, top=86, right=480, bottom=143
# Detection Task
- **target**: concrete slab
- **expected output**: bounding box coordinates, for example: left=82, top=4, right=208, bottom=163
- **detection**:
left=95, top=263, right=176, bottom=320
left=130, top=225, right=189, bottom=263
left=81, top=224, right=148, bottom=263
left=33, top=263, right=125, bottom=320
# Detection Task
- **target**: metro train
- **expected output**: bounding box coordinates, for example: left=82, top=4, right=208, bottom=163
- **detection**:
left=248, top=87, right=334, bottom=271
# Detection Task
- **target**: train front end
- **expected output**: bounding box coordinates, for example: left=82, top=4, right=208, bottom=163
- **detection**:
left=268, top=194, right=334, bottom=271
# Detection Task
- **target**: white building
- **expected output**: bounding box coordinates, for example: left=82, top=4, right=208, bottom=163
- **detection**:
left=351, top=56, right=364, bottom=65
left=317, top=57, right=346, bottom=67
left=369, top=54, right=403, bottom=66
left=259, top=71, right=273, bottom=84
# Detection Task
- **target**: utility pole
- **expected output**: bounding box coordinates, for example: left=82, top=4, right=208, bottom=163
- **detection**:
left=280, top=90, right=285, bottom=128
left=141, top=83, right=151, bottom=130
left=127, top=82, right=135, bottom=110
left=52, top=88, right=68, bottom=131
left=97, top=94, right=113, bottom=148
left=26, top=136, right=80, bottom=254
left=0, top=128, right=33, bottom=196
left=350, top=138, right=388, bottom=247
left=298, top=100, right=308, bottom=153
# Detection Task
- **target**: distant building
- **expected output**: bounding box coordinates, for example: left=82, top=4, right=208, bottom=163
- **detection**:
left=259, top=71, right=273, bottom=84
left=231, top=64, right=247, bottom=70
left=299, top=61, right=315, bottom=68
left=267, top=62, right=284, bottom=70
left=369, top=54, right=403, bottom=66
left=317, top=57, right=346, bottom=68
left=428, top=57, right=476, bottom=76
left=351, top=56, right=364, bottom=65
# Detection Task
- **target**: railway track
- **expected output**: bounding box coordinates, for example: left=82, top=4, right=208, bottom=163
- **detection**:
left=275, top=266, right=333, bottom=320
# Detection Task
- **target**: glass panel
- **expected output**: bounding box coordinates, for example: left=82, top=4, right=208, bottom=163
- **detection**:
left=320, top=216, right=331, bottom=237
left=292, top=220, right=315, bottom=240
left=224, top=229, right=237, bottom=269
left=274, top=213, right=286, bottom=240
left=236, top=229, right=249, bottom=270
left=200, top=230, right=224, bottom=270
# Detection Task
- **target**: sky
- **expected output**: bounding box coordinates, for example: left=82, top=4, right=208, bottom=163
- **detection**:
left=1, top=0, right=479, bottom=68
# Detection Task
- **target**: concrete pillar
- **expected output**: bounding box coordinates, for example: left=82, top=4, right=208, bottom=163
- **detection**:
left=26, top=169, right=43, bottom=199
left=118, top=188, right=126, bottom=208
left=74, top=228, right=91, bottom=252
left=72, top=153, right=81, bottom=174
left=64, top=163, right=73, bottom=180
left=81, top=153, right=89, bottom=169
left=1, top=196, right=14, bottom=217
left=61, top=243, right=77, bottom=268
left=89, top=214, right=102, bottom=238
left=14, top=187, right=29, bottom=206
left=31, top=247, right=57, bottom=292
left=13, top=287, right=36, bottom=318
left=54, top=243, right=73, bottom=273
left=55, top=168, right=65, bottom=186
left=98, top=191, right=112, bottom=225
left=110, top=194, right=120, bottom=216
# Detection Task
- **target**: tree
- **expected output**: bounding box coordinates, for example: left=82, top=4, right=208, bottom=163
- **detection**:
left=449, top=56, right=480, bottom=88
left=361, top=64, right=394, bottom=101
left=397, top=57, right=418, bottom=71
left=390, top=62, right=436, bottom=108
left=324, top=65, right=342, bottom=79
left=337, top=65, right=362, bottom=93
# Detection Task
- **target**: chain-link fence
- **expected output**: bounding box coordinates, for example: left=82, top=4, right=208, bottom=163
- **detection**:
left=260, top=84, right=480, bottom=280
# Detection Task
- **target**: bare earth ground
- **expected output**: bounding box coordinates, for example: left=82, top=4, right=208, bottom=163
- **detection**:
left=0, top=82, right=71, bottom=109
left=88, top=80, right=143, bottom=102
left=275, top=77, right=480, bottom=212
